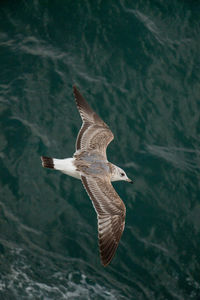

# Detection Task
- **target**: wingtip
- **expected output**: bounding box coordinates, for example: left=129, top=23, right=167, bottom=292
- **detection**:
left=101, top=252, right=115, bottom=267
left=73, top=85, right=80, bottom=100
left=101, top=260, right=109, bottom=267
left=73, top=85, right=78, bottom=92
left=100, top=250, right=116, bottom=267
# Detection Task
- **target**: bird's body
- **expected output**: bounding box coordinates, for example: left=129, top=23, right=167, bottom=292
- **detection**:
left=41, top=86, right=132, bottom=266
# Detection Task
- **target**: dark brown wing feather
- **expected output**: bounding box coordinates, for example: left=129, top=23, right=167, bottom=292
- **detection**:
left=73, top=86, right=114, bottom=156
left=81, top=175, right=126, bottom=266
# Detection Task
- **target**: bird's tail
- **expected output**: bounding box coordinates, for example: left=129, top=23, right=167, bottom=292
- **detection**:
left=41, top=156, right=54, bottom=169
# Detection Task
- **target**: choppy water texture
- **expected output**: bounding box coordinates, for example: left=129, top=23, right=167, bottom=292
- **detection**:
left=1, top=1, right=200, bottom=299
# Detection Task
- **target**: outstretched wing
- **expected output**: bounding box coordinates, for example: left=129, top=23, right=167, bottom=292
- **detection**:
left=81, top=175, right=126, bottom=266
left=73, top=86, right=114, bottom=158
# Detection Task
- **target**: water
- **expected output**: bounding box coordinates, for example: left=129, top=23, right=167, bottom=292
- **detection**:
left=1, top=0, right=200, bottom=299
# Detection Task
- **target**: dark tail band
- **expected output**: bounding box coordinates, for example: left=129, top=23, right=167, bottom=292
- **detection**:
left=41, top=156, right=54, bottom=169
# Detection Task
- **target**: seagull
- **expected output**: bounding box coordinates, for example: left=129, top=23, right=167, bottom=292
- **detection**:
left=41, top=86, right=133, bottom=266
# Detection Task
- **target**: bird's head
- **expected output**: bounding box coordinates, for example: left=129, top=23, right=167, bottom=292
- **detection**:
left=111, top=166, right=133, bottom=184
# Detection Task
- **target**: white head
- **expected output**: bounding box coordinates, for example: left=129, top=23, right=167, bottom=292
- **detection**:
left=111, top=166, right=133, bottom=183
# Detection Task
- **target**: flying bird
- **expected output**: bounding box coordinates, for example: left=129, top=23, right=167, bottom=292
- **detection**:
left=41, top=86, right=133, bottom=266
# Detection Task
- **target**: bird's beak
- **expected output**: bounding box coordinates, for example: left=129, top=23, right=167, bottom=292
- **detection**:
left=127, top=178, right=133, bottom=184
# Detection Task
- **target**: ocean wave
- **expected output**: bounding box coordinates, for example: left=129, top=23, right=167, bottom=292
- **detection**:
left=0, top=247, right=123, bottom=300
left=146, top=144, right=200, bottom=172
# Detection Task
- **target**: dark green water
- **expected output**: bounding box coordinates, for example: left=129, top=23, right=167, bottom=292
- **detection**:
left=1, top=1, right=200, bottom=299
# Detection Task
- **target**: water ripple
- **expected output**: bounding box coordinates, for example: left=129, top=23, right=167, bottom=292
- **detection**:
left=146, top=144, right=200, bottom=171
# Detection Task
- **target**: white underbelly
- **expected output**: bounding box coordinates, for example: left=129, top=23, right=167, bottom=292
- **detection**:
left=53, top=158, right=81, bottom=180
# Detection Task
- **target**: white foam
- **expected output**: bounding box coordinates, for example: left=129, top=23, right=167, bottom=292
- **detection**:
left=0, top=247, right=122, bottom=299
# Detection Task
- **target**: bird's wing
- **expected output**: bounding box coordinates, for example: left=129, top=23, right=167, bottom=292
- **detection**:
left=73, top=86, right=114, bottom=158
left=81, top=175, right=126, bottom=266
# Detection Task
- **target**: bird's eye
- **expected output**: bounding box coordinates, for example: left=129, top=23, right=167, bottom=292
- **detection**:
left=121, top=173, right=125, bottom=177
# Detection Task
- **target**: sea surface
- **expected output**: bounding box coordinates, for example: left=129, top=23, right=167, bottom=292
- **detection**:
left=1, top=1, right=200, bottom=299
